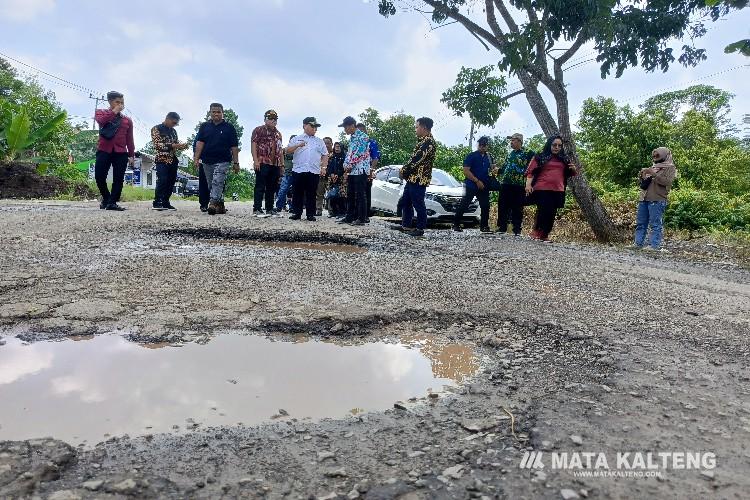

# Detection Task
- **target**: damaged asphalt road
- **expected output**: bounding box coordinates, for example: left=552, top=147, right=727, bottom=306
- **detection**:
left=0, top=199, right=749, bottom=499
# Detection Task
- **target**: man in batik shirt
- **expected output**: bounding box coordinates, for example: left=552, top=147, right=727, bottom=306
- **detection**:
left=251, top=109, right=283, bottom=216
left=497, top=133, right=534, bottom=235
left=337, top=116, right=371, bottom=226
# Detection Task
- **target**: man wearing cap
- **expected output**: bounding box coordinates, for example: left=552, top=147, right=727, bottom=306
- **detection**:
left=251, top=110, right=284, bottom=216
left=151, top=112, right=188, bottom=211
left=453, top=136, right=494, bottom=232
left=497, top=133, right=534, bottom=235
left=193, top=103, right=240, bottom=215
left=287, top=117, right=329, bottom=221
left=94, top=90, right=135, bottom=211
left=338, top=116, right=371, bottom=226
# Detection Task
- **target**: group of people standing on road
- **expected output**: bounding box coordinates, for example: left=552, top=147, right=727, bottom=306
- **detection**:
left=93, top=90, right=676, bottom=247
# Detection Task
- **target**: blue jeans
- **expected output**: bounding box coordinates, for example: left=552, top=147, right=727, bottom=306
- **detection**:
left=401, top=182, right=427, bottom=230
left=635, top=200, right=667, bottom=248
left=275, top=173, right=293, bottom=210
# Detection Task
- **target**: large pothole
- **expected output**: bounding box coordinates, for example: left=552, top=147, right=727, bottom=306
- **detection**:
left=0, top=332, right=478, bottom=446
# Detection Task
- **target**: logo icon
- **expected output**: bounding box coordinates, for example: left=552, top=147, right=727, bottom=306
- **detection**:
left=520, top=451, right=545, bottom=469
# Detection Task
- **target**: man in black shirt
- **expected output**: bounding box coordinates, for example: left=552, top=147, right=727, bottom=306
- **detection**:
left=193, top=103, right=240, bottom=215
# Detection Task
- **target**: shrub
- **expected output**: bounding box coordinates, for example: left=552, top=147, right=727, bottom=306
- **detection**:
left=665, top=187, right=750, bottom=231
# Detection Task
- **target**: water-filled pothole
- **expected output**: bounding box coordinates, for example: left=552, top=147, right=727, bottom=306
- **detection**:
left=0, top=334, right=478, bottom=445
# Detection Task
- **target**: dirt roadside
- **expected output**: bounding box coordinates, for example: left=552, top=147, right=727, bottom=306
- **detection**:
left=1, top=200, right=748, bottom=499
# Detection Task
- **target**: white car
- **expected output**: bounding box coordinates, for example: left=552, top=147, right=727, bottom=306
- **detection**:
left=370, top=165, right=480, bottom=222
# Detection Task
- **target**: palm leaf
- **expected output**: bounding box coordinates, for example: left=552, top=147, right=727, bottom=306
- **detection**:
left=24, top=110, right=68, bottom=148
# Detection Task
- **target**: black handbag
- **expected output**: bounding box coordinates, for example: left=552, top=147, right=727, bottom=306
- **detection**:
left=639, top=176, right=653, bottom=190
left=99, top=114, right=122, bottom=140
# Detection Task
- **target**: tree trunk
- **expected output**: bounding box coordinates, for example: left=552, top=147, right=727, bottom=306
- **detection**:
left=518, top=71, right=625, bottom=243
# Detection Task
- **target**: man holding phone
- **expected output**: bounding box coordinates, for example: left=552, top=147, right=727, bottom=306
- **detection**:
left=94, top=91, right=135, bottom=211
left=151, top=112, right=188, bottom=211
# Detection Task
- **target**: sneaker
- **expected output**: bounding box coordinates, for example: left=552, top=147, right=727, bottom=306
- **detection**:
left=152, top=204, right=166, bottom=211
left=289, top=214, right=301, bottom=220
left=216, top=202, right=227, bottom=215
left=105, top=203, right=125, bottom=211
left=337, top=218, right=353, bottom=224
left=316, top=210, right=323, bottom=217
left=306, top=216, right=317, bottom=222
left=268, top=209, right=280, bottom=217
left=452, top=225, right=463, bottom=232
left=254, top=208, right=265, bottom=217
left=99, top=201, right=108, bottom=210
left=406, top=228, right=425, bottom=237
left=328, top=213, right=337, bottom=218
left=207, top=202, right=217, bottom=215
left=164, top=203, right=177, bottom=211
left=390, top=225, right=406, bottom=231
left=200, top=205, right=208, bottom=213
left=480, top=226, right=492, bottom=233
left=350, top=220, right=365, bottom=226
left=364, top=218, right=370, bottom=223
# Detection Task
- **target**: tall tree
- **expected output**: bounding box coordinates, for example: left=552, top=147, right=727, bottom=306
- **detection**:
left=441, top=65, right=507, bottom=146
left=377, top=0, right=740, bottom=242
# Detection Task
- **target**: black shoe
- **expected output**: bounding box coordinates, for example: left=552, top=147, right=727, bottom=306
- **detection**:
left=452, top=225, right=463, bottom=232
left=268, top=209, right=280, bottom=216
left=337, top=218, right=353, bottom=224
left=390, top=225, right=406, bottom=231
left=495, top=228, right=507, bottom=234
left=200, top=205, right=208, bottom=213
left=364, top=218, right=370, bottom=223
left=350, top=220, right=365, bottom=226
left=254, top=209, right=265, bottom=217
left=164, top=204, right=177, bottom=211
left=407, top=228, right=425, bottom=237
left=307, top=216, right=317, bottom=221
left=105, top=203, right=125, bottom=211
left=152, top=204, right=166, bottom=211
left=99, top=201, right=108, bottom=210
left=316, top=210, right=323, bottom=217
left=289, top=214, right=301, bottom=220
left=480, top=226, right=492, bottom=233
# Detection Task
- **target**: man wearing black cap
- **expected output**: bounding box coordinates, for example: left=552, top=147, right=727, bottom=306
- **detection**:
left=287, top=117, right=329, bottom=221
left=453, top=136, right=494, bottom=232
left=151, top=112, right=188, bottom=210
left=338, top=116, right=371, bottom=226
left=251, top=110, right=284, bottom=216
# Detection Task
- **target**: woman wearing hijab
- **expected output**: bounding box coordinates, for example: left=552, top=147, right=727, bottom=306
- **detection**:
left=524, top=135, right=577, bottom=241
left=634, top=147, right=677, bottom=251
left=326, top=142, right=347, bottom=217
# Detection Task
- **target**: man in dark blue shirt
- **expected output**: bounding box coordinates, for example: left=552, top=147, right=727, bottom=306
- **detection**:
left=193, top=103, right=239, bottom=215
left=454, top=136, right=494, bottom=232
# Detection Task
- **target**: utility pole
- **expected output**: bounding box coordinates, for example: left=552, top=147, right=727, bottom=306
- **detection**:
left=89, top=93, right=106, bottom=130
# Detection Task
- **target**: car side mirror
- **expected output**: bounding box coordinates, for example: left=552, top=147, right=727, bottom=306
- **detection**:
left=387, top=177, right=402, bottom=185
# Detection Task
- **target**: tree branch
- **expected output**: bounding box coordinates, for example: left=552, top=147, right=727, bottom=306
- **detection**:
left=501, top=89, right=526, bottom=100
left=493, top=0, right=519, bottom=34
left=484, top=0, right=506, bottom=41
left=422, top=0, right=505, bottom=51
left=556, top=31, right=588, bottom=67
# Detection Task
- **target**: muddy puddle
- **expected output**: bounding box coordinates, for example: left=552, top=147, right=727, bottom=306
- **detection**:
left=210, top=239, right=366, bottom=254
left=0, top=334, right=478, bottom=445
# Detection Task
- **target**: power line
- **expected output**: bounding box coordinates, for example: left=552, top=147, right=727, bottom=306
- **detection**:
left=0, top=51, right=99, bottom=95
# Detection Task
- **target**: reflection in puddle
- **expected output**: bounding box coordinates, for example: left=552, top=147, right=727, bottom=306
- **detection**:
left=0, top=334, right=477, bottom=444
left=211, top=239, right=366, bottom=254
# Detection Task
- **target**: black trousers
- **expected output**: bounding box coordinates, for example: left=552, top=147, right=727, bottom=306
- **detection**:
left=366, top=178, right=373, bottom=216
left=454, top=184, right=490, bottom=228
left=533, top=190, right=565, bottom=236
left=346, top=174, right=368, bottom=222
left=253, top=163, right=280, bottom=211
left=154, top=161, right=178, bottom=205
left=198, top=164, right=210, bottom=208
left=497, top=184, right=526, bottom=234
left=94, top=150, right=128, bottom=204
left=292, top=172, right=319, bottom=217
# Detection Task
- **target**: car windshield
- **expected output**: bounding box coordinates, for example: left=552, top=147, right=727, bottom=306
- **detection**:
left=186, top=181, right=198, bottom=187
left=430, top=169, right=461, bottom=188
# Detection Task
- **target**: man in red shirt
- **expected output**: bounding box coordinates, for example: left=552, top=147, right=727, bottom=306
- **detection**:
left=94, top=91, right=135, bottom=211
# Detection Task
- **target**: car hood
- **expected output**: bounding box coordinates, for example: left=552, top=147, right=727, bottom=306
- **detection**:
left=426, top=185, right=464, bottom=197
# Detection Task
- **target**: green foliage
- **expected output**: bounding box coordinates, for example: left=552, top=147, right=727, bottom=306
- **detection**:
left=225, top=169, right=254, bottom=200
left=577, top=87, right=750, bottom=196
left=47, top=162, right=87, bottom=182
left=665, top=188, right=750, bottom=231
left=0, top=102, right=67, bottom=161
left=441, top=66, right=507, bottom=128
left=68, top=128, right=98, bottom=163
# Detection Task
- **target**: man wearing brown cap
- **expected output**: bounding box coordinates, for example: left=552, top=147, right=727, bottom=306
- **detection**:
left=251, top=110, right=284, bottom=216
left=497, top=133, right=534, bottom=235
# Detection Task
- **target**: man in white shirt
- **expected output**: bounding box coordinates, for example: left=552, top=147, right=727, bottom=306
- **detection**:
left=287, top=117, right=329, bottom=221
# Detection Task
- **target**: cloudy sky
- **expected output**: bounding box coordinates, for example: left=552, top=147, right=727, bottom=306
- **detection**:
left=1, top=0, right=747, bottom=166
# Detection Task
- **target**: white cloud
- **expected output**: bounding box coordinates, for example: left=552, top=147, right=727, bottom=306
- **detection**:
left=0, top=342, right=54, bottom=384
left=0, top=0, right=55, bottom=21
